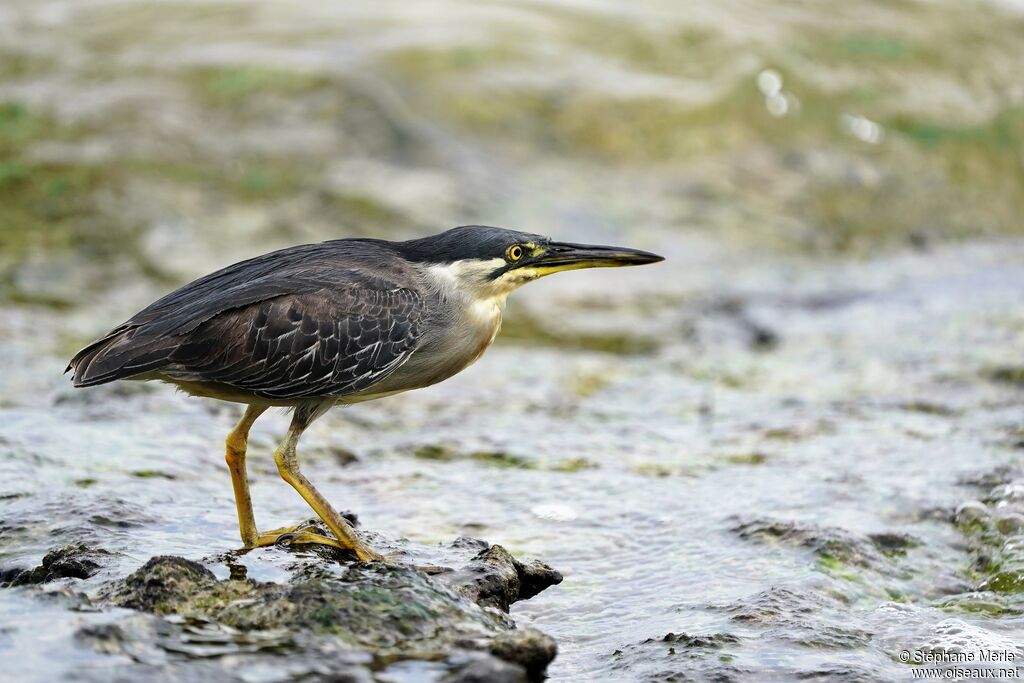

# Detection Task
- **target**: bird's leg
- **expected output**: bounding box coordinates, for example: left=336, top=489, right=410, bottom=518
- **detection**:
left=226, top=402, right=380, bottom=558
left=270, top=404, right=383, bottom=561
left=225, top=404, right=268, bottom=547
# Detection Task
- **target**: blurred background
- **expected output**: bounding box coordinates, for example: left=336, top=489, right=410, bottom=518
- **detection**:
left=1, top=0, right=1022, bottom=302
left=1, top=1, right=1023, bottom=681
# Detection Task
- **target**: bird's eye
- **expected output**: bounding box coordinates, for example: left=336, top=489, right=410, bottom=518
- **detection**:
left=506, top=245, right=525, bottom=262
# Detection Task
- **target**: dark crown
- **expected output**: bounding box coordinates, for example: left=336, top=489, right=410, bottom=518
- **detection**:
left=395, top=226, right=546, bottom=264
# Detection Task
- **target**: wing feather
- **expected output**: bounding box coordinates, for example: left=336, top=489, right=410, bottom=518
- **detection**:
left=162, top=287, right=423, bottom=400
left=67, top=240, right=426, bottom=396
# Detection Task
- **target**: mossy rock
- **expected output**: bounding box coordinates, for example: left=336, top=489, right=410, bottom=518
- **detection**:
left=99, top=541, right=562, bottom=680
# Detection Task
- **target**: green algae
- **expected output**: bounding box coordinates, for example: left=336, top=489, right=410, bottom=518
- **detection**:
left=499, top=310, right=659, bottom=355
left=733, top=519, right=920, bottom=586
left=565, top=370, right=614, bottom=399
left=981, top=570, right=1024, bottom=595
left=951, top=474, right=1024, bottom=604
left=0, top=50, right=54, bottom=80
left=899, top=401, right=959, bottom=416
left=412, top=445, right=595, bottom=473
left=412, top=444, right=532, bottom=469
left=97, top=547, right=560, bottom=677
left=413, top=445, right=457, bottom=461
left=984, top=366, right=1024, bottom=388
left=384, top=44, right=526, bottom=78
left=470, top=451, right=536, bottom=470
left=630, top=462, right=701, bottom=478
left=132, top=470, right=175, bottom=480
left=548, top=457, right=598, bottom=473
left=188, top=66, right=332, bottom=107
left=723, top=452, right=769, bottom=466
left=0, top=103, right=121, bottom=262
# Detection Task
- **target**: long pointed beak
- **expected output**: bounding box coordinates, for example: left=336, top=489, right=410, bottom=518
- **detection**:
left=530, top=241, right=664, bottom=272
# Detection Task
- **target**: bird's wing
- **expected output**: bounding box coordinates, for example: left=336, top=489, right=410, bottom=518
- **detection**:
left=68, top=241, right=426, bottom=398
left=163, top=286, right=424, bottom=399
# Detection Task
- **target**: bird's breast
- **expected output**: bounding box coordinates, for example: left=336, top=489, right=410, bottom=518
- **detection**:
left=463, top=298, right=504, bottom=364
left=366, top=296, right=503, bottom=396
left=429, top=297, right=504, bottom=376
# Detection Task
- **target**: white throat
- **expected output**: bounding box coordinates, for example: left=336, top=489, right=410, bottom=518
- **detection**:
left=424, top=258, right=519, bottom=307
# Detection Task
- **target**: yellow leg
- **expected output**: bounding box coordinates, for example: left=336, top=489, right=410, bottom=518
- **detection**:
left=273, top=405, right=382, bottom=562
left=225, top=404, right=268, bottom=547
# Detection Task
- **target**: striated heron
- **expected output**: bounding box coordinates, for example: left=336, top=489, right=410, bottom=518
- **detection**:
left=67, top=226, right=663, bottom=560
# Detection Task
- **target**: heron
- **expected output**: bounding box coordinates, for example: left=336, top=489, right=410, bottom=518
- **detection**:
left=67, top=226, right=663, bottom=561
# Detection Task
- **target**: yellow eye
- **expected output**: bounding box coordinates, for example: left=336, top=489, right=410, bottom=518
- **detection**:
left=506, top=245, right=524, bottom=262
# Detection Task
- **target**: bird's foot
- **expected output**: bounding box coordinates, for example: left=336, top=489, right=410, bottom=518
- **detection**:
left=254, top=529, right=348, bottom=550
left=261, top=519, right=319, bottom=537
left=248, top=521, right=383, bottom=562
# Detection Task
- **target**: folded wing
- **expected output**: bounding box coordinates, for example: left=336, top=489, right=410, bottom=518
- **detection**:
left=161, top=288, right=422, bottom=399
left=68, top=242, right=425, bottom=400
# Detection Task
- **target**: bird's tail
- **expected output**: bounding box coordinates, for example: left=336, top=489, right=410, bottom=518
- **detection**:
left=66, top=326, right=173, bottom=387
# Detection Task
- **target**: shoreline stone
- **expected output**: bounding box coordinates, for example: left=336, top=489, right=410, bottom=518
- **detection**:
left=86, top=538, right=562, bottom=681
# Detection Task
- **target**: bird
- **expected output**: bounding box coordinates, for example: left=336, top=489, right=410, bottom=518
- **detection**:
left=67, top=225, right=663, bottom=561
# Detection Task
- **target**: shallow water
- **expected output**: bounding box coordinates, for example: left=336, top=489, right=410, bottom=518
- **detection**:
left=2, top=1, right=1024, bottom=681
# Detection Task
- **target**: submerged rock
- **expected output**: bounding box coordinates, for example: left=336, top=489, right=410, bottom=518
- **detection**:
left=721, top=586, right=873, bottom=649
left=608, top=629, right=751, bottom=682
left=730, top=517, right=918, bottom=575
left=650, top=632, right=739, bottom=648
left=953, top=468, right=1024, bottom=601
left=92, top=539, right=561, bottom=681
left=1, top=542, right=111, bottom=586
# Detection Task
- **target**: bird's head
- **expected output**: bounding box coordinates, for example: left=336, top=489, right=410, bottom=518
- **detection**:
left=400, top=225, right=664, bottom=301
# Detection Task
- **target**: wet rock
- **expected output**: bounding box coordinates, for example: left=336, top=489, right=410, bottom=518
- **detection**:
left=109, top=555, right=218, bottom=613
left=486, top=629, right=557, bottom=681
left=608, top=630, right=750, bottom=682
left=411, top=444, right=581, bottom=472
left=959, top=467, right=1019, bottom=490
left=938, top=591, right=1024, bottom=616
left=706, top=297, right=781, bottom=351
left=725, top=586, right=832, bottom=624
left=897, top=401, right=959, bottom=416
left=328, top=446, right=360, bottom=466
left=414, top=444, right=459, bottom=461
left=954, top=468, right=1024, bottom=597
left=866, top=532, right=920, bottom=556
left=981, top=570, right=1024, bottom=594
left=731, top=518, right=918, bottom=573
left=498, top=310, right=660, bottom=355
left=74, top=615, right=167, bottom=663
left=789, top=665, right=889, bottom=682
left=720, top=586, right=872, bottom=649
left=445, top=652, right=529, bottom=683
left=983, top=366, right=1024, bottom=388
left=2, top=542, right=111, bottom=586
left=954, top=501, right=991, bottom=531
left=649, top=632, right=739, bottom=648
left=723, top=451, right=769, bottom=466
left=437, top=543, right=563, bottom=612
left=97, top=541, right=560, bottom=680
